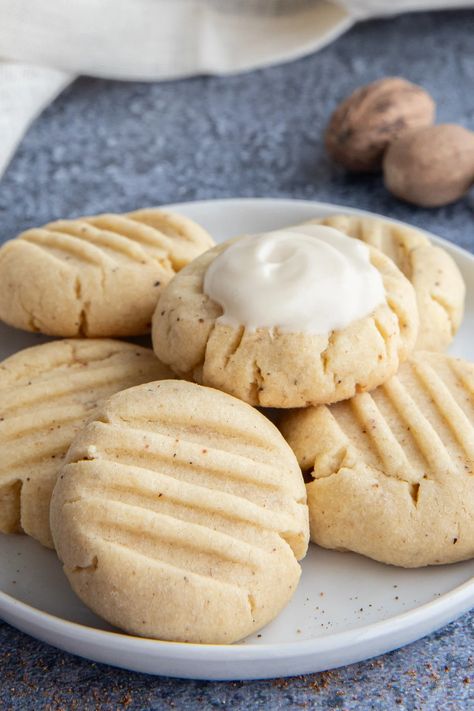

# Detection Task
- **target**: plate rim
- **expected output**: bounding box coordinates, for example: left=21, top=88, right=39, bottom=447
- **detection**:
left=1, top=572, right=473, bottom=659
left=167, top=195, right=474, bottom=256
left=1, top=197, right=473, bottom=677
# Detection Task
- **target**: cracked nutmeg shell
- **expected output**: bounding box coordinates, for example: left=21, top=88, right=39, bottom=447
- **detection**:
left=325, top=77, right=436, bottom=172
left=383, top=124, right=474, bottom=208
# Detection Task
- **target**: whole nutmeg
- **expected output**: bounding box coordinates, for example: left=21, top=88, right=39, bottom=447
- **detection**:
left=325, top=77, right=435, bottom=172
left=383, top=124, right=474, bottom=208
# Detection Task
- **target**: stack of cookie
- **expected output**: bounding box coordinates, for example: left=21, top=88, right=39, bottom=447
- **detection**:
left=152, top=215, right=473, bottom=572
left=0, top=208, right=472, bottom=645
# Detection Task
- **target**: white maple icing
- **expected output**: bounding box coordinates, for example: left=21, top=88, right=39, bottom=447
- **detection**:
left=203, top=224, right=385, bottom=335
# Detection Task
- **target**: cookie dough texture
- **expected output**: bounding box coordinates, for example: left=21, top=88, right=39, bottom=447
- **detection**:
left=152, top=239, right=419, bottom=408
left=0, top=209, right=214, bottom=337
left=306, top=214, right=465, bottom=351
left=280, top=352, right=474, bottom=568
left=0, top=339, right=172, bottom=548
left=50, top=380, right=309, bottom=644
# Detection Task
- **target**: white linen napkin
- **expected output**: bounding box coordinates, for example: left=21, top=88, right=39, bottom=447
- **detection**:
left=0, top=0, right=472, bottom=178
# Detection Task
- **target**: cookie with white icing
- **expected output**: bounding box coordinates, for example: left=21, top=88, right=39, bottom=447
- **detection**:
left=152, top=225, right=419, bottom=408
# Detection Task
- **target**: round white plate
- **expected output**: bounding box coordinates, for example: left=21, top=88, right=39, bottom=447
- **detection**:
left=0, top=199, right=473, bottom=680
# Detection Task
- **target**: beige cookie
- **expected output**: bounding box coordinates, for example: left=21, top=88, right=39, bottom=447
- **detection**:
left=280, top=352, right=474, bottom=568
left=0, top=208, right=214, bottom=337
left=50, top=380, right=309, bottom=644
left=304, top=214, right=465, bottom=351
left=152, top=238, right=419, bottom=408
left=0, top=339, right=172, bottom=548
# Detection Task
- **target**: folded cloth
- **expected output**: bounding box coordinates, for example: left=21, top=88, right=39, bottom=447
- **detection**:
left=0, top=63, right=71, bottom=177
left=0, top=0, right=472, bottom=178
left=342, top=0, right=473, bottom=16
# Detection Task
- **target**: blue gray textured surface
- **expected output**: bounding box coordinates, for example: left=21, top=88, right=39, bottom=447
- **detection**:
left=0, top=7, right=473, bottom=710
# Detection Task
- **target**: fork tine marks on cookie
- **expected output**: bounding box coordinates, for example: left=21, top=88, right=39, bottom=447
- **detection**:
left=51, top=379, right=309, bottom=644
left=47, top=220, right=160, bottom=265
left=19, top=229, right=108, bottom=267
left=0, top=339, right=173, bottom=548
left=349, top=392, right=418, bottom=484
left=0, top=208, right=214, bottom=337
left=409, top=358, right=474, bottom=462
left=381, top=376, right=454, bottom=477
left=280, top=351, right=474, bottom=567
